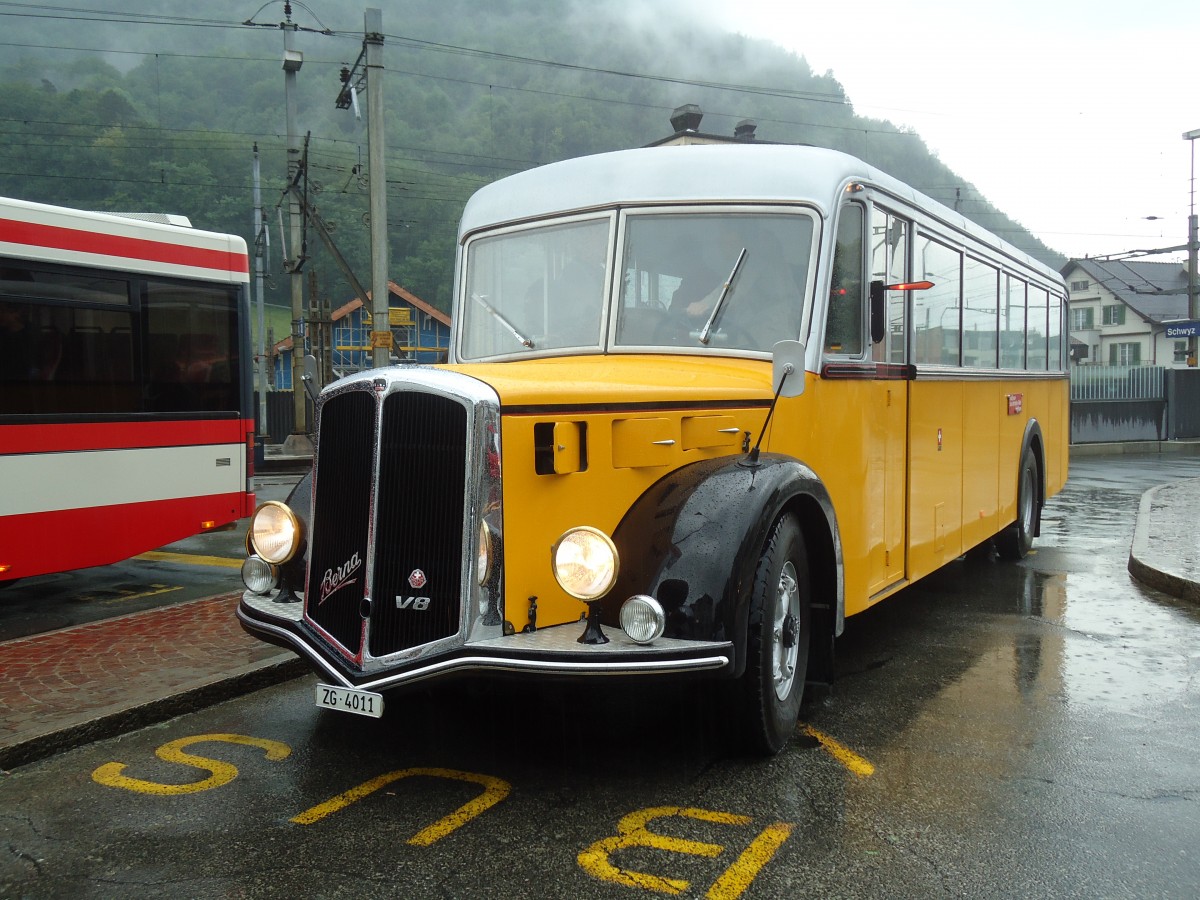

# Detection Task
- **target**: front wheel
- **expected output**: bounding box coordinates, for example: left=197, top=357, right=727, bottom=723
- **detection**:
left=997, top=447, right=1039, bottom=560
left=738, top=513, right=811, bottom=756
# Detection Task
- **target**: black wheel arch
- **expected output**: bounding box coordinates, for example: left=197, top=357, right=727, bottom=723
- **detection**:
left=605, top=453, right=842, bottom=680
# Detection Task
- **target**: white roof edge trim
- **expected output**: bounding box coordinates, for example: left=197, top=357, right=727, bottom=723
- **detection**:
left=458, top=144, right=1060, bottom=286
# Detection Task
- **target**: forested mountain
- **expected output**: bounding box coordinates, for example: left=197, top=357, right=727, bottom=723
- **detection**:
left=0, top=0, right=1064, bottom=318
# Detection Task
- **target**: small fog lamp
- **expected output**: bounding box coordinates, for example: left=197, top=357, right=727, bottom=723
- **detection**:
left=241, top=555, right=278, bottom=594
left=620, top=595, right=665, bottom=644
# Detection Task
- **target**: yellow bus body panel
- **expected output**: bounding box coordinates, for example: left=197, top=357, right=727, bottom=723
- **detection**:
left=443, top=355, right=1068, bottom=631
left=445, top=356, right=772, bottom=631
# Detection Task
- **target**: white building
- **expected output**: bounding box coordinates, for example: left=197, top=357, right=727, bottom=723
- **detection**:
left=1063, top=258, right=1192, bottom=367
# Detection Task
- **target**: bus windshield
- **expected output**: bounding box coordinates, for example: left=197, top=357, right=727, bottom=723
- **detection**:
left=458, top=209, right=816, bottom=360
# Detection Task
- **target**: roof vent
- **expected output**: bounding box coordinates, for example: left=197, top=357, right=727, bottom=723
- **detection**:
left=670, top=104, right=703, bottom=134
left=734, top=119, right=757, bottom=141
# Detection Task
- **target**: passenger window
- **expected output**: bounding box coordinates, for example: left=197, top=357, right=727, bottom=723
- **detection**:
left=962, top=257, right=998, bottom=368
left=913, top=236, right=961, bottom=366
left=869, top=207, right=908, bottom=364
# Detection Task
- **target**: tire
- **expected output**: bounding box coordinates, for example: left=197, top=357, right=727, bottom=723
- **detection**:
left=738, top=513, right=811, bottom=756
left=997, top=447, right=1039, bottom=560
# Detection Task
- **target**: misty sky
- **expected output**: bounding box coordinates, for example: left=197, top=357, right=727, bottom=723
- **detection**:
left=690, top=0, right=1199, bottom=262
left=7, top=0, right=1197, bottom=263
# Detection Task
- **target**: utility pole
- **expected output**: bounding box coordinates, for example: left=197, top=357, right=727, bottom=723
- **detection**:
left=245, top=0, right=332, bottom=453
left=1185, top=128, right=1200, bottom=366
left=252, top=143, right=268, bottom=441
left=282, top=10, right=309, bottom=450
left=365, top=9, right=391, bottom=369
left=338, top=9, right=392, bottom=368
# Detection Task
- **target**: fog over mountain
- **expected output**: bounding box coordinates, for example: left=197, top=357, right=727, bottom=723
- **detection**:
left=0, top=0, right=1063, bottom=314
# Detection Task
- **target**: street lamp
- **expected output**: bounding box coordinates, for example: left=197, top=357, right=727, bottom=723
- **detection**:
left=1185, top=129, right=1200, bottom=365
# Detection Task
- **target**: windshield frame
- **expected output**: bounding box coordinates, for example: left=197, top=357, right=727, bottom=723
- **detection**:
left=453, top=203, right=821, bottom=363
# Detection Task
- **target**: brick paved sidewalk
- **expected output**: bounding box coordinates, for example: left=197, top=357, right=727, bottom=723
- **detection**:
left=0, top=592, right=303, bottom=770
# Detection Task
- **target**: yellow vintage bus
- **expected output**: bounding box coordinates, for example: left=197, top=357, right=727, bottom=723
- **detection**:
left=238, top=144, right=1068, bottom=754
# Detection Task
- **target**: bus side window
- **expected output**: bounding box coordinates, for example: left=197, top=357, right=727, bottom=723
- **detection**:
left=870, top=207, right=909, bottom=364
left=825, top=204, right=864, bottom=355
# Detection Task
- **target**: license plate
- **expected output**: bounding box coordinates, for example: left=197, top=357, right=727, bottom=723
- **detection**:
left=315, top=684, right=384, bottom=718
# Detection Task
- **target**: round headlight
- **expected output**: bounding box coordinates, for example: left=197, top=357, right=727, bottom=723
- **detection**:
left=477, top=519, right=492, bottom=586
left=551, top=526, right=618, bottom=600
left=241, top=555, right=278, bottom=594
left=249, top=501, right=302, bottom=565
left=620, top=595, right=666, bottom=644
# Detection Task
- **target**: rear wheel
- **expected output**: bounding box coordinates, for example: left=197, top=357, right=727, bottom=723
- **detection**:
left=739, top=513, right=811, bottom=756
left=997, top=447, right=1039, bottom=560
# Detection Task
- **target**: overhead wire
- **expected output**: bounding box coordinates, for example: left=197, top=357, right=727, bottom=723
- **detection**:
left=0, top=3, right=1116, bottom=249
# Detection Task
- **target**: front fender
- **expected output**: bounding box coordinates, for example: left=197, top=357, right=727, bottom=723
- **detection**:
left=606, top=454, right=840, bottom=678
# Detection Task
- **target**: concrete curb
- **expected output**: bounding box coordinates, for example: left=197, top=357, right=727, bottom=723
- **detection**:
left=0, top=656, right=307, bottom=772
left=1128, top=482, right=1200, bottom=605
left=1071, top=440, right=1200, bottom=458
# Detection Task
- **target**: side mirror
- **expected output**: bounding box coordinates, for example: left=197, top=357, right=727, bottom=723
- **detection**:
left=771, top=340, right=807, bottom=398
left=869, top=279, right=934, bottom=344
left=870, top=280, right=886, bottom=345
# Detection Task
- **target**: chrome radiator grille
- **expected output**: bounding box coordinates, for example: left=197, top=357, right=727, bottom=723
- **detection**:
left=368, top=391, right=466, bottom=656
left=304, top=382, right=471, bottom=665
left=305, top=389, right=374, bottom=653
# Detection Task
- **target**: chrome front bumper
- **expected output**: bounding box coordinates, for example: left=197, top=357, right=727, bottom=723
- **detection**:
left=238, top=590, right=734, bottom=692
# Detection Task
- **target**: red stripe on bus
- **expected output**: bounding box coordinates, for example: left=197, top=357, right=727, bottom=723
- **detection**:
left=0, top=418, right=255, bottom=454
left=0, top=217, right=249, bottom=275
left=0, top=492, right=252, bottom=581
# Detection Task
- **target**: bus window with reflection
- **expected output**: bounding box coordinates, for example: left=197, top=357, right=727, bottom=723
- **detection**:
left=962, top=257, right=999, bottom=368
left=461, top=218, right=609, bottom=360
left=616, top=211, right=814, bottom=353
left=825, top=204, right=864, bottom=355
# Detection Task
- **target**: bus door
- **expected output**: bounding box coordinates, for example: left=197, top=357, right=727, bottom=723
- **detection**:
left=822, top=200, right=908, bottom=604
left=867, top=204, right=909, bottom=593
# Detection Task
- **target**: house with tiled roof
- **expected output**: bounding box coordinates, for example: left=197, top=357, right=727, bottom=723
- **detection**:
left=1062, top=258, right=1192, bottom=367
left=270, top=281, right=450, bottom=388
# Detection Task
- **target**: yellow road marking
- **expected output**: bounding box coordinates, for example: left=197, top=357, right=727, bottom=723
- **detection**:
left=706, top=821, right=794, bottom=900
left=291, top=767, right=510, bottom=846
left=803, top=725, right=875, bottom=778
left=92, top=734, right=291, bottom=795
left=97, top=584, right=185, bottom=605
left=579, top=807, right=750, bottom=895
left=136, top=550, right=243, bottom=569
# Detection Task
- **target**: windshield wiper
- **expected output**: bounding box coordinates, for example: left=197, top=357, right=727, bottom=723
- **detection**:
left=699, top=248, right=747, bottom=345
left=471, top=293, right=534, bottom=349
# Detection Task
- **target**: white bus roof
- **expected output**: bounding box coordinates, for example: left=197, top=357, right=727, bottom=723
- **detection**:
left=460, top=144, right=1059, bottom=283
left=0, top=195, right=250, bottom=284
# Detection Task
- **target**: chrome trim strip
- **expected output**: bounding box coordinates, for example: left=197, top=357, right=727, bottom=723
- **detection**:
left=304, top=367, right=504, bottom=672
left=239, top=600, right=731, bottom=692
left=357, top=653, right=732, bottom=693
left=237, top=604, right=356, bottom=688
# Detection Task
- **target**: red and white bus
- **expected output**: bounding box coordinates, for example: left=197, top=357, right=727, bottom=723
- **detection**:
left=0, top=196, right=256, bottom=583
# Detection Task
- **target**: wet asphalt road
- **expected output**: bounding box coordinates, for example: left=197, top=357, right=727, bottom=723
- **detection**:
left=1, top=454, right=1199, bottom=898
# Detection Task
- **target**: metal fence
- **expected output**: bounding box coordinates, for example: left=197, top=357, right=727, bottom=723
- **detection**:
left=1070, top=365, right=1165, bottom=401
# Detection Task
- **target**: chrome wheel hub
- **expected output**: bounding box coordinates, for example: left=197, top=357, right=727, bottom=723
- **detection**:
left=771, top=561, right=800, bottom=701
